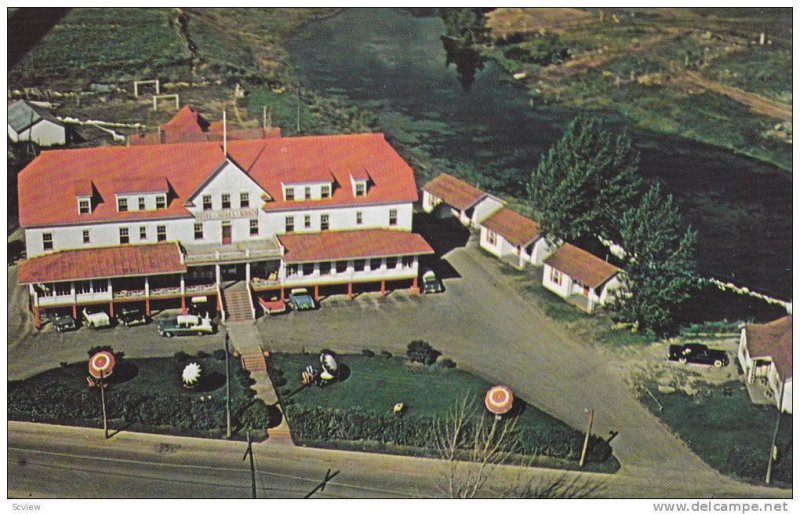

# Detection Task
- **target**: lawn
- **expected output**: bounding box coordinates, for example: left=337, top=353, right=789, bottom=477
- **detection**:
left=268, top=352, right=618, bottom=471
left=8, top=351, right=273, bottom=440
left=641, top=381, right=792, bottom=487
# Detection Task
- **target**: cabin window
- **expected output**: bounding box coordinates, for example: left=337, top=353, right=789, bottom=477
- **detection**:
left=354, top=259, right=366, bottom=272
left=249, top=219, right=259, bottom=236
left=157, top=225, right=167, bottom=242
left=286, top=264, right=298, bottom=277
left=82, top=230, right=90, bottom=244
left=139, top=226, right=147, bottom=240
left=156, top=195, right=167, bottom=210
left=321, top=185, right=331, bottom=199
left=221, top=193, right=231, bottom=209
left=402, top=256, right=415, bottom=268
left=389, top=209, right=398, bottom=226
left=385, top=257, right=398, bottom=269
left=194, top=223, right=204, bottom=240
left=319, top=262, right=332, bottom=275
left=42, top=233, right=53, bottom=251
left=355, top=182, right=366, bottom=197
left=356, top=211, right=363, bottom=225
left=117, top=198, right=128, bottom=212
left=304, top=186, right=311, bottom=200
left=285, top=187, right=295, bottom=201
left=285, top=216, right=295, bottom=233
left=304, top=214, right=312, bottom=229
left=119, top=228, right=130, bottom=244
left=240, top=192, right=250, bottom=208
left=303, top=263, right=315, bottom=276
left=336, top=260, right=348, bottom=273
left=78, top=198, right=91, bottom=215
left=550, top=268, right=561, bottom=286
left=138, top=197, right=146, bottom=210
left=487, top=229, right=497, bottom=245
left=320, top=214, right=329, bottom=231
left=202, top=195, right=212, bottom=211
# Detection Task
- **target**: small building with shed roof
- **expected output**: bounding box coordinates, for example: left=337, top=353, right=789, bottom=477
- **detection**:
left=542, top=243, right=622, bottom=313
left=421, top=173, right=502, bottom=227
left=7, top=99, right=67, bottom=147
left=479, top=207, right=556, bottom=268
left=738, top=316, right=792, bottom=413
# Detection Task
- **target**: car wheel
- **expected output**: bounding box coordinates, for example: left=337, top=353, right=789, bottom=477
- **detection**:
left=714, top=360, right=723, bottom=368
left=165, top=332, right=174, bottom=338
left=679, top=358, right=687, bottom=364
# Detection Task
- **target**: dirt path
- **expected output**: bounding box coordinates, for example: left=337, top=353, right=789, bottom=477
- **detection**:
left=683, top=71, right=790, bottom=121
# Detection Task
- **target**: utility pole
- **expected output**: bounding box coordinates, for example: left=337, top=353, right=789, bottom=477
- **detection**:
left=243, top=431, right=256, bottom=498
left=99, top=371, right=108, bottom=439
left=225, top=332, right=231, bottom=439
left=765, top=381, right=785, bottom=485
left=579, top=408, right=595, bottom=468
left=296, top=87, right=301, bottom=134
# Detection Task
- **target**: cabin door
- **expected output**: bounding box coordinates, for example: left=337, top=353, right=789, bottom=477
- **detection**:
left=221, top=222, right=232, bottom=245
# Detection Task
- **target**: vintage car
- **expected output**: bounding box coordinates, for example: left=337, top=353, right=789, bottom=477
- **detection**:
left=422, top=269, right=444, bottom=294
left=157, top=314, right=215, bottom=337
left=47, top=312, right=77, bottom=333
left=287, top=288, right=316, bottom=311
left=259, top=296, right=287, bottom=316
left=82, top=307, right=111, bottom=329
left=668, top=343, right=729, bottom=367
left=117, top=306, right=149, bottom=327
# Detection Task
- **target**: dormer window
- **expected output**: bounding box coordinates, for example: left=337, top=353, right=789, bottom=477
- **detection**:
left=355, top=182, right=366, bottom=197
left=117, top=198, right=128, bottom=212
left=304, top=186, right=311, bottom=200
left=138, top=197, right=146, bottom=210
left=285, top=187, right=295, bottom=201
left=156, top=195, right=167, bottom=209
left=321, top=185, right=331, bottom=199
left=78, top=198, right=91, bottom=215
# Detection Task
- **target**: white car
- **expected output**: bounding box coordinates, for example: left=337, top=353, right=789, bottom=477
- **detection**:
left=82, top=307, right=111, bottom=329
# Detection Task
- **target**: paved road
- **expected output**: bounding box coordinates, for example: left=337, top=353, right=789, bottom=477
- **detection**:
left=6, top=235, right=789, bottom=498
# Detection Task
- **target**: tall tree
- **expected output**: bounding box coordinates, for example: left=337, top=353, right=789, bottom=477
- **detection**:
left=440, top=8, right=490, bottom=46
left=528, top=115, right=642, bottom=243
left=610, top=184, right=699, bottom=336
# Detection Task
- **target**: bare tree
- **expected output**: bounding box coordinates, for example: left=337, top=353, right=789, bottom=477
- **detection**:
left=430, top=396, right=520, bottom=498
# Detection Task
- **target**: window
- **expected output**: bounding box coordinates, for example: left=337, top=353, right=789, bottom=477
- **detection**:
left=117, top=198, right=128, bottom=212
left=42, top=233, right=53, bottom=251
left=285, top=187, right=295, bottom=201
left=82, top=230, right=90, bottom=244
left=550, top=267, right=562, bottom=286
left=76, top=280, right=91, bottom=295
left=157, top=225, right=166, bottom=242
left=487, top=229, right=497, bottom=245
left=355, top=182, right=366, bottom=197
left=202, top=195, right=212, bottom=211
left=385, top=257, right=398, bottom=269
left=139, top=226, right=147, bottom=240
left=287, top=264, right=298, bottom=277
left=194, top=223, right=204, bottom=240
left=119, top=228, right=130, bottom=244
left=285, top=216, right=295, bottom=233
left=336, top=260, right=348, bottom=273
left=221, top=194, right=231, bottom=209
left=319, top=262, right=332, bottom=275
left=304, top=186, right=311, bottom=200
left=78, top=198, right=91, bottom=215
left=156, top=195, right=167, bottom=210
left=402, top=255, right=414, bottom=268
left=303, top=263, right=315, bottom=276
left=304, top=214, right=311, bottom=229
left=354, top=259, right=366, bottom=272
left=138, top=197, right=146, bottom=210
left=356, top=211, right=363, bottom=225
left=249, top=219, right=259, bottom=236
left=54, top=283, right=71, bottom=296
left=240, top=192, right=250, bottom=208
left=320, top=214, right=329, bottom=231
left=389, top=209, right=398, bottom=226
left=321, top=185, right=331, bottom=199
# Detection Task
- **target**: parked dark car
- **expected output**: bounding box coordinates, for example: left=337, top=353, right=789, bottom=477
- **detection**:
left=287, top=288, right=316, bottom=311
left=117, top=306, right=148, bottom=327
left=422, top=269, right=444, bottom=294
left=669, top=343, right=729, bottom=367
left=47, top=312, right=77, bottom=333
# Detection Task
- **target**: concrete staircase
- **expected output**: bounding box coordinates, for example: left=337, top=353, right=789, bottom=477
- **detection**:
left=222, top=282, right=254, bottom=322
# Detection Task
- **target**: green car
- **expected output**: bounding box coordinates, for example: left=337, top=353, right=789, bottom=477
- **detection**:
left=287, top=288, right=316, bottom=311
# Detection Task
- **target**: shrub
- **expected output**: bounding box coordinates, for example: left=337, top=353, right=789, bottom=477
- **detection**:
left=213, top=349, right=227, bottom=361
left=406, top=340, right=439, bottom=366
left=438, top=358, right=457, bottom=369
left=196, top=350, right=211, bottom=359
left=362, top=349, right=375, bottom=357
left=174, top=351, right=192, bottom=362
left=381, top=351, right=393, bottom=359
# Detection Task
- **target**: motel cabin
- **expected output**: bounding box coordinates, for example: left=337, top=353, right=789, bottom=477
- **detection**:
left=479, top=207, right=557, bottom=268
left=738, top=316, right=793, bottom=413
left=8, top=99, right=67, bottom=147
left=16, top=132, right=434, bottom=326
left=542, top=243, right=622, bottom=313
left=421, top=173, right=503, bottom=228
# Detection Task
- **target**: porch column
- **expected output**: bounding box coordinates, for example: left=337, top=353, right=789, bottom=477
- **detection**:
left=410, top=276, right=419, bottom=296
left=518, top=247, right=525, bottom=269
left=314, top=285, right=319, bottom=301
left=246, top=262, right=251, bottom=284
left=280, top=287, right=285, bottom=301
left=72, top=303, right=77, bottom=319
left=144, top=276, right=150, bottom=297
left=70, top=281, right=77, bottom=305
left=181, top=295, right=186, bottom=313
left=215, top=264, right=221, bottom=287
left=380, top=280, right=386, bottom=296
left=748, top=360, right=756, bottom=383
left=347, top=282, right=353, bottom=300
left=33, top=306, right=41, bottom=330
left=107, top=279, right=114, bottom=317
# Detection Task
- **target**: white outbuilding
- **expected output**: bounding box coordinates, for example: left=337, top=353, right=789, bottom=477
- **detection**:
left=738, top=316, right=792, bottom=413
left=479, top=207, right=557, bottom=268
left=542, top=243, right=622, bottom=313
left=8, top=99, right=67, bottom=147
left=421, top=173, right=502, bottom=228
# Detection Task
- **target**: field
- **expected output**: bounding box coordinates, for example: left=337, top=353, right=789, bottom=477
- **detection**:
left=482, top=7, right=792, bottom=171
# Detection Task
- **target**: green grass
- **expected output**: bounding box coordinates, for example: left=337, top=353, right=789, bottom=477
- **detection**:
left=641, top=382, right=792, bottom=487
left=703, top=47, right=792, bottom=104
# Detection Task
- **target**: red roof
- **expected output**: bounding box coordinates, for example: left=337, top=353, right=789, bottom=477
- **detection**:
left=280, top=165, right=333, bottom=184
left=422, top=173, right=486, bottom=211
left=17, top=242, right=186, bottom=284
left=160, top=105, right=207, bottom=135
left=543, top=243, right=621, bottom=289
left=481, top=208, right=542, bottom=246
left=113, top=176, right=169, bottom=194
left=19, top=133, right=418, bottom=228
left=745, top=316, right=792, bottom=379
left=278, top=229, right=434, bottom=263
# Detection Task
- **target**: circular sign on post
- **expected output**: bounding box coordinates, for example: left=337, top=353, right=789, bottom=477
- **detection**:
left=88, top=351, right=116, bottom=379
left=485, top=385, right=514, bottom=416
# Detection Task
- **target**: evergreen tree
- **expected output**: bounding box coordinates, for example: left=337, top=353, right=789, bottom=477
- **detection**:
left=611, top=184, right=699, bottom=336
left=440, top=8, right=490, bottom=45
left=528, top=115, right=642, bottom=243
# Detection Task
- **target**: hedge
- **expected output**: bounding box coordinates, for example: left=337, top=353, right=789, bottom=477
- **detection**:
left=283, top=404, right=612, bottom=463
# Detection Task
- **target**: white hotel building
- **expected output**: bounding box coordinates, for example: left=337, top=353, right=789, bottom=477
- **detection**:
left=17, top=132, right=434, bottom=325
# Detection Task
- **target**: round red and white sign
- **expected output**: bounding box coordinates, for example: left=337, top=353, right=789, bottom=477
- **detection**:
left=88, top=351, right=116, bottom=379
left=484, top=385, right=514, bottom=415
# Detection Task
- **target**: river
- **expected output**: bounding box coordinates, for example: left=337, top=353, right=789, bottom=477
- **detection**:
left=287, top=8, right=791, bottom=299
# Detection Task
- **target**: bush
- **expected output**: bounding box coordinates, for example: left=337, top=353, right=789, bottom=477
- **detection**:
left=196, top=350, right=211, bottom=359
left=438, top=358, right=457, bottom=369
left=381, top=351, right=393, bottom=359
left=362, top=349, right=375, bottom=357
left=174, top=351, right=192, bottom=362
left=406, top=340, right=439, bottom=366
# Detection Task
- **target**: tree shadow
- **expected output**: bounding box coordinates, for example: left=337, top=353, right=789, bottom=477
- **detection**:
left=674, top=283, right=787, bottom=326
left=109, top=361, right=138, bottom=385
left=336, top=364, right=351, bottom=383
left=195, top=371, right=225, bottom=393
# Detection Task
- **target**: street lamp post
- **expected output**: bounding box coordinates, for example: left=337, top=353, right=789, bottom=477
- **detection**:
left=99, top=370, right=108, bottom=440
left=765, top=381, right=786, bottom=485
left=579, top=408, right=595, bottom=468
left=225, top=332, right=231, bottom=439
